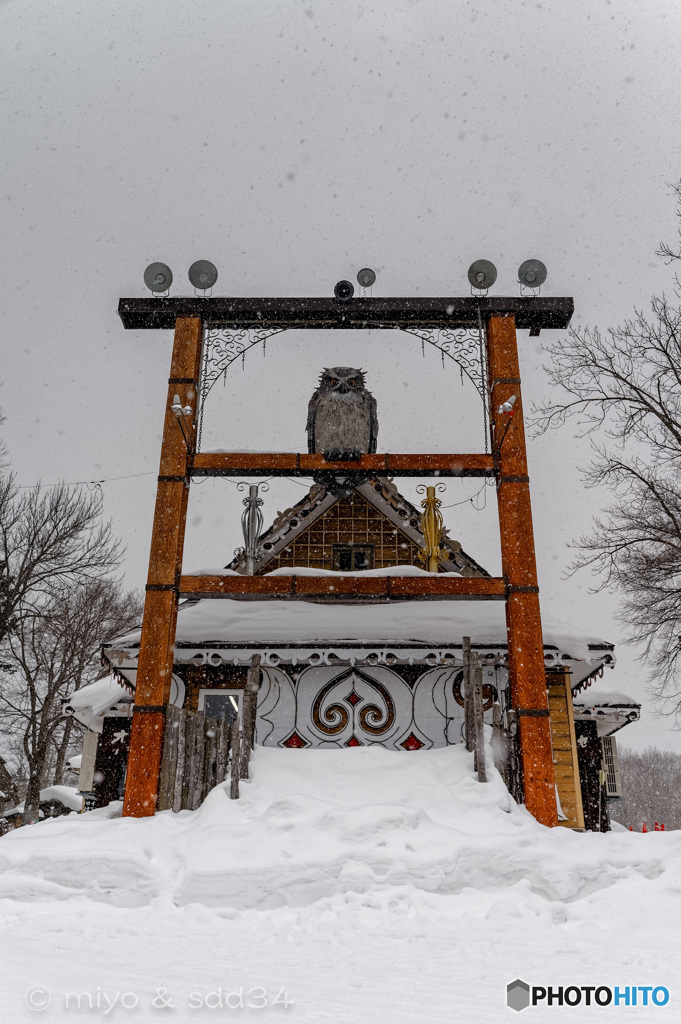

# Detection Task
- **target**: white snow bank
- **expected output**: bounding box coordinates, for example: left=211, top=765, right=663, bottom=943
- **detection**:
left=0, top=746, right=674, bottom=913
left=0, top=747, right=678, bottom=1021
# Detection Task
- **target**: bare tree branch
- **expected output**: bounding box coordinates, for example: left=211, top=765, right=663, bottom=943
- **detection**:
left=530, top=193, right=681, bottom=719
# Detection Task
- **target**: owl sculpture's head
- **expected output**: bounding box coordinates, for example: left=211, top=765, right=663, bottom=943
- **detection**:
left=318, top=367, right=366, bottom=394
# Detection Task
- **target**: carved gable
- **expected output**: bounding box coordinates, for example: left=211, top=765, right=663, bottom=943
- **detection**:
left=227, top=478, right=489, bottom=577
left=258, top=491, right=422, bottom=573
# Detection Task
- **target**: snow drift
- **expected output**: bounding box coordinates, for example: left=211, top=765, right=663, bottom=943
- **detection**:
left=0, top=746, right=679, bottom=1021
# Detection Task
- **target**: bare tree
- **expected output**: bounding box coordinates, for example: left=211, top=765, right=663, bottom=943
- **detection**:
left=657, top=180, right=681, bottom=263
left=0, top=477, right=139, bottom=821
left=0, top=476, right=121, bottom=626
left=0, top=578, right=141, bottom=823
left=615, top=747, right=681, bottom=831
left=532, top=198, right=681, bottom=717
left=0, top=753, right=19, bottom=810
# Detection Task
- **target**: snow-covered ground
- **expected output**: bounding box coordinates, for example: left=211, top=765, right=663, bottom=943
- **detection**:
left=0, top=746, right=678, bottom=1021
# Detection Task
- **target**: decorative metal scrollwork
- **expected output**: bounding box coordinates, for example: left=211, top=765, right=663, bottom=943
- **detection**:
left=399, top=323, right=489, bottom=451
left=399, top=326, right=487, bottom=399
left=197, top=326, right=287, bottom=448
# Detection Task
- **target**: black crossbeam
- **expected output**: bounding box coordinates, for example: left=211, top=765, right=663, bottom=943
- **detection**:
left=118, top=295, right=574, bottom=331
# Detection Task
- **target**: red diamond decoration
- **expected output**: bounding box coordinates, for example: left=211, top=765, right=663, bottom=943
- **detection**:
left=345, top=735, right=363, bottom=747
left=400, top=733, right=424, bottom=751
left=282, top=730, right=309, bottom=748
left=345, top=690, right=362, bottom=707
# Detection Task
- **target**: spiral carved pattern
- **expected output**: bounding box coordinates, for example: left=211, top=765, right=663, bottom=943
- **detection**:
left=358, top=681, right=396, bottom=735
left=312, top=680, right=350, bottom=735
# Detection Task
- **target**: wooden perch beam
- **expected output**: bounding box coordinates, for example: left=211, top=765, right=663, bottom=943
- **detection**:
left=191, top=452, right=496, bottom=478
left=178, top=575, right=507, bottom=600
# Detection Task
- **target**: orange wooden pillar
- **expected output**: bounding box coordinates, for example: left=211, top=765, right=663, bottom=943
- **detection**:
left=122, top=316, right=202, bottom=817
left=487, top=315, right=558, bottom=827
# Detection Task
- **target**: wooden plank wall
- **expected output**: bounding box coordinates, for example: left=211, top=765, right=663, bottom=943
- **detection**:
left=547, top=668, right=585, bottom=829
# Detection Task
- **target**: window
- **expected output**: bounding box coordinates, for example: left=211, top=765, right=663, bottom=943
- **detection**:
left=198, top=689, right=241, bottom=725
left=332, top=544, right=374, bottom=571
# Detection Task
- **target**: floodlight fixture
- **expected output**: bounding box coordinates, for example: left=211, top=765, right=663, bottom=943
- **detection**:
left=518, top=259, right=547, bottom=290
left=357, top=268, right=376, bottom=289
left=498, top=395, right=517, bottom=415
left=144, top=262, right=173, bottom=293
left=171, top=394, right=193, bottom=418
left=334, top=280, right=354, bottom=301
left=467, top=259, right=497, bottom=292
left=188, top=260, right=218, bottom=291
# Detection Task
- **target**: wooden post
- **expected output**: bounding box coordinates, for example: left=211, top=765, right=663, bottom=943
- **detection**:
left=230, top=719, right=241, bottom=800
left=172, top=709, right=187, bottom=814
left=122, top=316, right=202, bottom=817
left=462, top=636, right=474, bottom=752
left=472, top=655, right=487, bottom=783
left=239, top=654, right=261, bottom=780
left=215, top=716, right=230, bottom=786
left=486, top=315, right=558, bottom=827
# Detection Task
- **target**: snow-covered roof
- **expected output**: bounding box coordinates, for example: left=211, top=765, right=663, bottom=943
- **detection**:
left=573, top=690, right=640, bottom=708
left=573, top=690, right=641, bottom=737
left=2, top=785, right=82, bottom=819
left=105, top=596, right=614, bottom=687
left=62, top=675, right=133, bottom=730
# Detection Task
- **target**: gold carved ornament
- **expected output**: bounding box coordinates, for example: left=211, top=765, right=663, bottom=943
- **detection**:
left=417, top=484, right=445, bottom=573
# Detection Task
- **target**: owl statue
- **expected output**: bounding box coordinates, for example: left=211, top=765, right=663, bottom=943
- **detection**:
left=306, top=367, right=378, bottom=460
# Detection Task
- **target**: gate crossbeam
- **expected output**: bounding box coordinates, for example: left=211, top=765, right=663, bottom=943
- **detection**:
left=191, top=452, right=495, bottom=477
left=178, top=575, right=507, bottom=600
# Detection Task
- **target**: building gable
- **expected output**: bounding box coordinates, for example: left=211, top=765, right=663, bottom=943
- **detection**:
left=257, top=490, right=423, bottom=573
left=228, top=477, right=489, bottom=577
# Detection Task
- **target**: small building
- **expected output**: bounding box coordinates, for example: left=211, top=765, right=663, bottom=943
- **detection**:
left=73, top=474, right=640, bottom=831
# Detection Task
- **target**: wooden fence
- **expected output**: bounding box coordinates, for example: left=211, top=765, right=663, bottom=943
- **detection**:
left=157, top=656, right=260, bottom=812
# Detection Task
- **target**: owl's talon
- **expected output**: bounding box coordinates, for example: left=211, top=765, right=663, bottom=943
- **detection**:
left=322, top=448, right=343, bottom=462
left=345, top=448, right=363, bottom=461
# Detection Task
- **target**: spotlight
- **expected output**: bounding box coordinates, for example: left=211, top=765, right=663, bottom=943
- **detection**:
left=188, top=260, right=218, bottom=291
left=334, top=280, right=354, bottom=301
left=356, top=268, right=376, bottom=288
left=467, top=259, right=497, bottom=292
left=144, top=262, right=173, bottom=293
left=518, top=259, right=547, bottom=290
left=171, top=394, right=193, bottom=417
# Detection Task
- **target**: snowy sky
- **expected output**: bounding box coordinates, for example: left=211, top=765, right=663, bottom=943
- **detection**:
left=2, top=0, right=680, bottom=750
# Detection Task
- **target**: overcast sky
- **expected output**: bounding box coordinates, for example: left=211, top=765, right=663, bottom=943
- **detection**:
left=2, top=0, right=681, bottom=750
